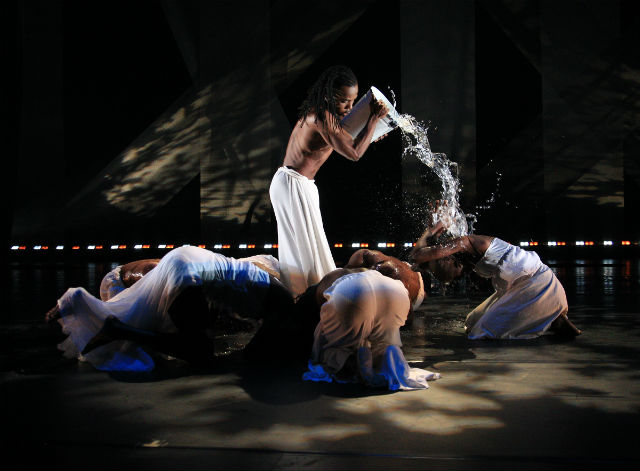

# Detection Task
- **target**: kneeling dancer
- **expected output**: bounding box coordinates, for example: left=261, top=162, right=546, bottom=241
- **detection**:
left=300, top=265, right=439, bottom=391
left=45, top=246, right=293, bottom=371
left=411, top=221, right=581, bottom=339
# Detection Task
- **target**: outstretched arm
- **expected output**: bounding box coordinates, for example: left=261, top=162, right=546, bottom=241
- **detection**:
left=320, top=99, right=388, bottom=161
left=410, top=236, right=470, bottom=265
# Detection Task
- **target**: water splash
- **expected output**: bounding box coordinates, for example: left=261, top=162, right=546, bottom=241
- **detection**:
left=387, top=87, right=397, bottom=109
left=473, top=171, right=502, bottom=217
left=396, top=114, right=469, bottom=237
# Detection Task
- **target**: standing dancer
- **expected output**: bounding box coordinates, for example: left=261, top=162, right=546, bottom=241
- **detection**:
left=270, top=65, right=388, bottom=296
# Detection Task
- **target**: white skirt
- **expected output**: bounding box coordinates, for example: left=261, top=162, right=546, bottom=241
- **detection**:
left=465, top=267, right=568, bottom=339
left=269, top=167, right=336, bottom=296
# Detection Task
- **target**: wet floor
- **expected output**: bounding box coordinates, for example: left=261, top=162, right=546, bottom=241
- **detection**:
left=3, top=256, right=640, bottom=469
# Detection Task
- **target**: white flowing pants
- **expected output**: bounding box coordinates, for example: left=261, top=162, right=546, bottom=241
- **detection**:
left=269, top=167, right=336, bottom=296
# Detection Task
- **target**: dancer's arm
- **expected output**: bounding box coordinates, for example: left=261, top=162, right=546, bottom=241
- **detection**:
left=412, top=221, right=446, bottom=252
left=411, top=200, right=448, bottom=257
left=320, top=99, right=388, bottom=161
left=410, top=237, right=470, bottom=264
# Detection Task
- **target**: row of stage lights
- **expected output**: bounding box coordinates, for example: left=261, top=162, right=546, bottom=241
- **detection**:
left=518, top=240, right=633, bottom=247
left=9, top=240, right=637, bottom=252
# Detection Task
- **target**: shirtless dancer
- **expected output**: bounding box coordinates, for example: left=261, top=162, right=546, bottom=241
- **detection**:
left=270, top=65, right=389, bottom=296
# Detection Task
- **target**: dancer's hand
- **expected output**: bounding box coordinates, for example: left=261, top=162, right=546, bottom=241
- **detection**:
left=416, top=220, right=446, bottom=245
left=369, top=97, right=388, bottom=120
left=428, top=199, right=448, bottom=218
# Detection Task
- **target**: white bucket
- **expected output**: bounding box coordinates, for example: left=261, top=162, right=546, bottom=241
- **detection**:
left=341, top=86, right=400, bottom=142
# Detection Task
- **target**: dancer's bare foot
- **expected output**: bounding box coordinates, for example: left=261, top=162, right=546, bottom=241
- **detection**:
left=45, top=305, right=61, bottom=323
left=551, top=314, right=582, bottom=337
left=82, top=316, right=119, bottom=354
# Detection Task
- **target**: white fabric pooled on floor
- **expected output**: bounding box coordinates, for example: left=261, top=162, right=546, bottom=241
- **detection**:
left=303, top=345, right=440, bottom=391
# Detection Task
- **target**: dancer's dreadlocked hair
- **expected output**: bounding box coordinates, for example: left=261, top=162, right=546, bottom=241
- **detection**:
left=298, top=65, right=358, bottom=131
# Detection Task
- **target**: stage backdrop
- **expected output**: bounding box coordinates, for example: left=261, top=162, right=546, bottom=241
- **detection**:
left=8, top=0, right=640, bottom=247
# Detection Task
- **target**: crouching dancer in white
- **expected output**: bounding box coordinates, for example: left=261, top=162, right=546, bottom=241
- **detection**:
left=44, top=246, right=293, bottom=371
left=411, top=220, right=582, bottom=339
left=298, top=261, right=439, bottom=391
left=270, top=65, right=388, bottom=296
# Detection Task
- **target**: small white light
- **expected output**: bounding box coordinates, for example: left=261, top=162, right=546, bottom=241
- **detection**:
left=547, top=241, right=556, bottom=246
left=576, top=241, right=585, bottom=246
left=134, top=244, right=143, bottom=249
left=34, top=245, right=42, bottom=250
left=56, top=245, right=64, bottom=250
left=263, top=244, right=272, bottom=249
left=604, top=240, right=613, bottom=246
left=351, top=243, right=360, bottom=248
left=157, top=244, right=166, bottom=249
left=404, top=242, right=413, bottom=247
left=520, top=242, right=529, bottom=247
left=87, top=245, right=95, bottom=250
left=213, top=244, right=222, bottom=249
left=239, top=244, right=247, bottom=249
left=11, top=245, right=19, bottom=250
left=110, top=245, right=119, bottom=250
left=377, top=242, right=386, bottom=248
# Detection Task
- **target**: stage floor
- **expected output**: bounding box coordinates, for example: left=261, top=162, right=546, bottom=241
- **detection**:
left=3, top=257, right=640, bottom=469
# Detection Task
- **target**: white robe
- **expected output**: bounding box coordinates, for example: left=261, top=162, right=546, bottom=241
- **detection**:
left=269, top=167, right=336, bottom=296
left=303, top=270, right=440, bottom=390
left=465, top=238, right=568, bottom=339
left=56, top=246, right=270, bottom=371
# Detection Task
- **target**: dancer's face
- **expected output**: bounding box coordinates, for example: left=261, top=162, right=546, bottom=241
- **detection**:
left=334, top=85, right=358, bottom=118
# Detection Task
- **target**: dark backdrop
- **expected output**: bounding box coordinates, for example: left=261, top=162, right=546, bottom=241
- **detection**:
left=6, top=0, right=640, bottom=248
